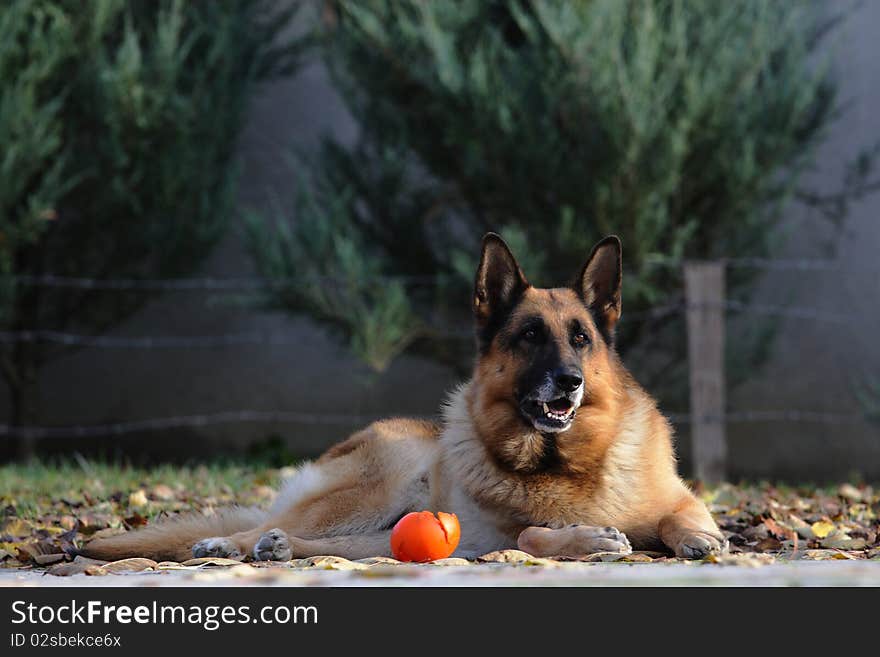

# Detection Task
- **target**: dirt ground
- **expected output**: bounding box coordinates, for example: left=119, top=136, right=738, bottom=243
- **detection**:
left=2, top=463, right=878, bottom=586
left=2, top=552, right=880, bottom=587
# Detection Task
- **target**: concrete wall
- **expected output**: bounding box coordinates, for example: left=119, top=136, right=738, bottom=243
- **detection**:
left=722, top=1, right=880, bottom=481
left=3, top=1, right=879, bottom=479
left=0, top=45, right=460, bottom=463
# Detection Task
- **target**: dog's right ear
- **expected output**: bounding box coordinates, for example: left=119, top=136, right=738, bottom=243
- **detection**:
left=473, top=233, right=530, bottom=340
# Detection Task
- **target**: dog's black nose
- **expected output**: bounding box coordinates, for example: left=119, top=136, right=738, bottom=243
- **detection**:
left=554, top=369, right=583, bottom=392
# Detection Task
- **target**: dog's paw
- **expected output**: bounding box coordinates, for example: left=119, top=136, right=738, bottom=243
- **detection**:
left=673, top=531, right=728, bottom=559
left=192, top=537, right=242, bottom=559
left=518, top=524, right=632, bottom=558
left=568, top=525, right=633, bottom=554
left=253, top=528, right=292, bottom=562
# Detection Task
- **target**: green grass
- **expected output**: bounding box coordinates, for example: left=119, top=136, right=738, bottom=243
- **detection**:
left=0, top=459, right=284, bottom=522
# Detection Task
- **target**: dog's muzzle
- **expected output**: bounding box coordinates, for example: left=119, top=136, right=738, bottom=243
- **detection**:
left=519, top=389, right=582, bottom=433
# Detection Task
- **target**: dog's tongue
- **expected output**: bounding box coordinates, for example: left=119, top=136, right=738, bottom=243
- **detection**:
left=548, top=398, right=573, bottom=413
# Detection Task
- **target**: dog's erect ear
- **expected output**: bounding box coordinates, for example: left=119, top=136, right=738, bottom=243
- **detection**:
left=474, top=233, right=530, bottom=337
left=574, top=236, right=622, bottom=343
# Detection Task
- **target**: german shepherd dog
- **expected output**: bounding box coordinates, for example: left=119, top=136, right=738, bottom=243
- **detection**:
left=83, top=234, right=725, bottom=562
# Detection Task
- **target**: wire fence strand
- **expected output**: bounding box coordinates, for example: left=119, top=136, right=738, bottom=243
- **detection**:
left=5, top=258, right=880, bottom=293
left=0, top=330, right=337, bottom=348
left=669, top=410, right=868, bottom=425
left=0, top=260, right=873, bottom=442
left=7, top=273, right=441, bottom=290
left=0, top=299, right=849, bottom=348
left=0, top=410, right=405, bottom=439
left=2, top=271, right=671, bottom=291
left=0, top=408, right=869, bottom=439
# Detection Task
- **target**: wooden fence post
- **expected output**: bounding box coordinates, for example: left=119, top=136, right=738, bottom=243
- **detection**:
left=684, top=261, right=726, bottom=483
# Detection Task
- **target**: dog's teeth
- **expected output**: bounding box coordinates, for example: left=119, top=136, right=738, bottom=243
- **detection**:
left=543, top=403, right=550, bottom=414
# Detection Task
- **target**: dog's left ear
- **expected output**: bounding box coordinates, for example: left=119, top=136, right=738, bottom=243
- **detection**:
left=574, top=236, right=622, bottom=343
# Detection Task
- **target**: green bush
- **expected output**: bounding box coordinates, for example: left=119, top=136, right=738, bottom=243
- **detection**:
left=0, top=0, right=302, bottom=456
left=248, top=0, right=871, bottom=384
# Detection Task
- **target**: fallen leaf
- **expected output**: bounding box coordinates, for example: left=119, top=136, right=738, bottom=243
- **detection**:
left=101, top=558, right=157, bottom=573
left=34, top=553, right=67, bottom=565
left=252, top=486, right=276, bottom=500
left=48, top=561, right=95, bottom=576
left=755, top=537, right=783, bottom=552
left=788, top=514, right=814, bottom=540
left=763, top=517, right=793, bottom=540
left=149, top=485, right=175, bottom=501
left=838, top=483, right=863, bottom=502
left=566, top=551, right=628, bottom=563
left=742, top=525, right=770, bottom=541
left=799, top=549, right=843, bottom=561
left=477, top=549, right=537, bottom=563
left=180, top=557, right=244, bottom=567
left=0, top=542, right=20, bottom=555
left=74, top=555, right=107, bottom=566
left=705, top=553, right=774, bottom=567
left=123, top=513, right=148, bottom=529
left=355, top=556, right=401, bottom=566
left=819, top=534, right=867, bottom=550
left=811, top=520, right=835, bottom=539
left=84, top=565, right=109, bottom=576
left=58, top=516, right=78, bottom=531
left=1, top=518, right=34, bottom=537
left=88, top=527, right=126, bottom=541
left=288, top=556, right=366, bottom=570
left=128, top=490, right=148, bottom=508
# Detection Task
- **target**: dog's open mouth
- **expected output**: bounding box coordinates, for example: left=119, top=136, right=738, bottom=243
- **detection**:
left=521, top=396, right=577, bottom=431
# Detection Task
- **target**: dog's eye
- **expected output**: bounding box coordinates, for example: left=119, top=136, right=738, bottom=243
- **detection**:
left=521, top=328, right=540, bottom=343
left=572, top=332, right=590, bottom=348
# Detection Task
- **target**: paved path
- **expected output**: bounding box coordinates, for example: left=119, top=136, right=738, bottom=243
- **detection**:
left=3, top=558, right=880, bottom=587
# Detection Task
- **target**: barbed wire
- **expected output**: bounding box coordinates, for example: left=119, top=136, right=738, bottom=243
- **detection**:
left=0, top=408, right=868, bottom=439
left=621, top=303, right=684, bottom=322
left=724, top=409, right=868, bottom=424
left=0, top=410, right=406, bottom=439
left=0, top=328, right=481, bottom=347
left=720, top=257, right=880, bottom=272
left=0, top=299, right=849, bottom=348
left=0, top=261, right=871, bottom=443
left=672, top=410, right=868, bottom=425
left=5, top=257, right=879, bottom=292
left=0, top=330, right=335, bottom=348
left=719, top=300, right=848, bottom=325
left=6, top=273, right=440, bottom=290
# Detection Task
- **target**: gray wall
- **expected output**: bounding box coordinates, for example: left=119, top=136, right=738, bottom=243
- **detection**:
left=723, top=1, right=880, bottom=480
left=4, top=2, right=879, bottom=479
left=3, top=52, right=460, bottom=462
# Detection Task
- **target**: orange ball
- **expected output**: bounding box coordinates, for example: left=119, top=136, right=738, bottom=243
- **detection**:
left=390, top=511, right=461, bottom=562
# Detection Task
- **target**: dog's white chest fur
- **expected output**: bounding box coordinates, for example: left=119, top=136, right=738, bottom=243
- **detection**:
left=436, top=384, right=524, bottom=556
left=444, top=482, right=514, bottom=558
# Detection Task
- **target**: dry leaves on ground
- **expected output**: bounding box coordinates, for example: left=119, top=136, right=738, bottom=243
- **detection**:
left=1, top=465, right=878, bottom=572
left=701, top=481, right=879, bottom=560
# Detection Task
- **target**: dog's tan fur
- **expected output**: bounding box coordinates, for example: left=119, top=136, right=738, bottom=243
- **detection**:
left=82, top=235, right=723, bottom=563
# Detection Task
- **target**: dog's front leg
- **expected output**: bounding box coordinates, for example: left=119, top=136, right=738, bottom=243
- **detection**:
left=191, top=528, right=270, bottom=561
left=193, top=527, right=397, bottom=562
left=516, top=525, right=632, bottom=558
left=658, top=494, right=727, bottom=559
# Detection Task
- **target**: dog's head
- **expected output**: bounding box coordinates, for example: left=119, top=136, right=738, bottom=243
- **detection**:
left=469, top=233, right=624, bottom=471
